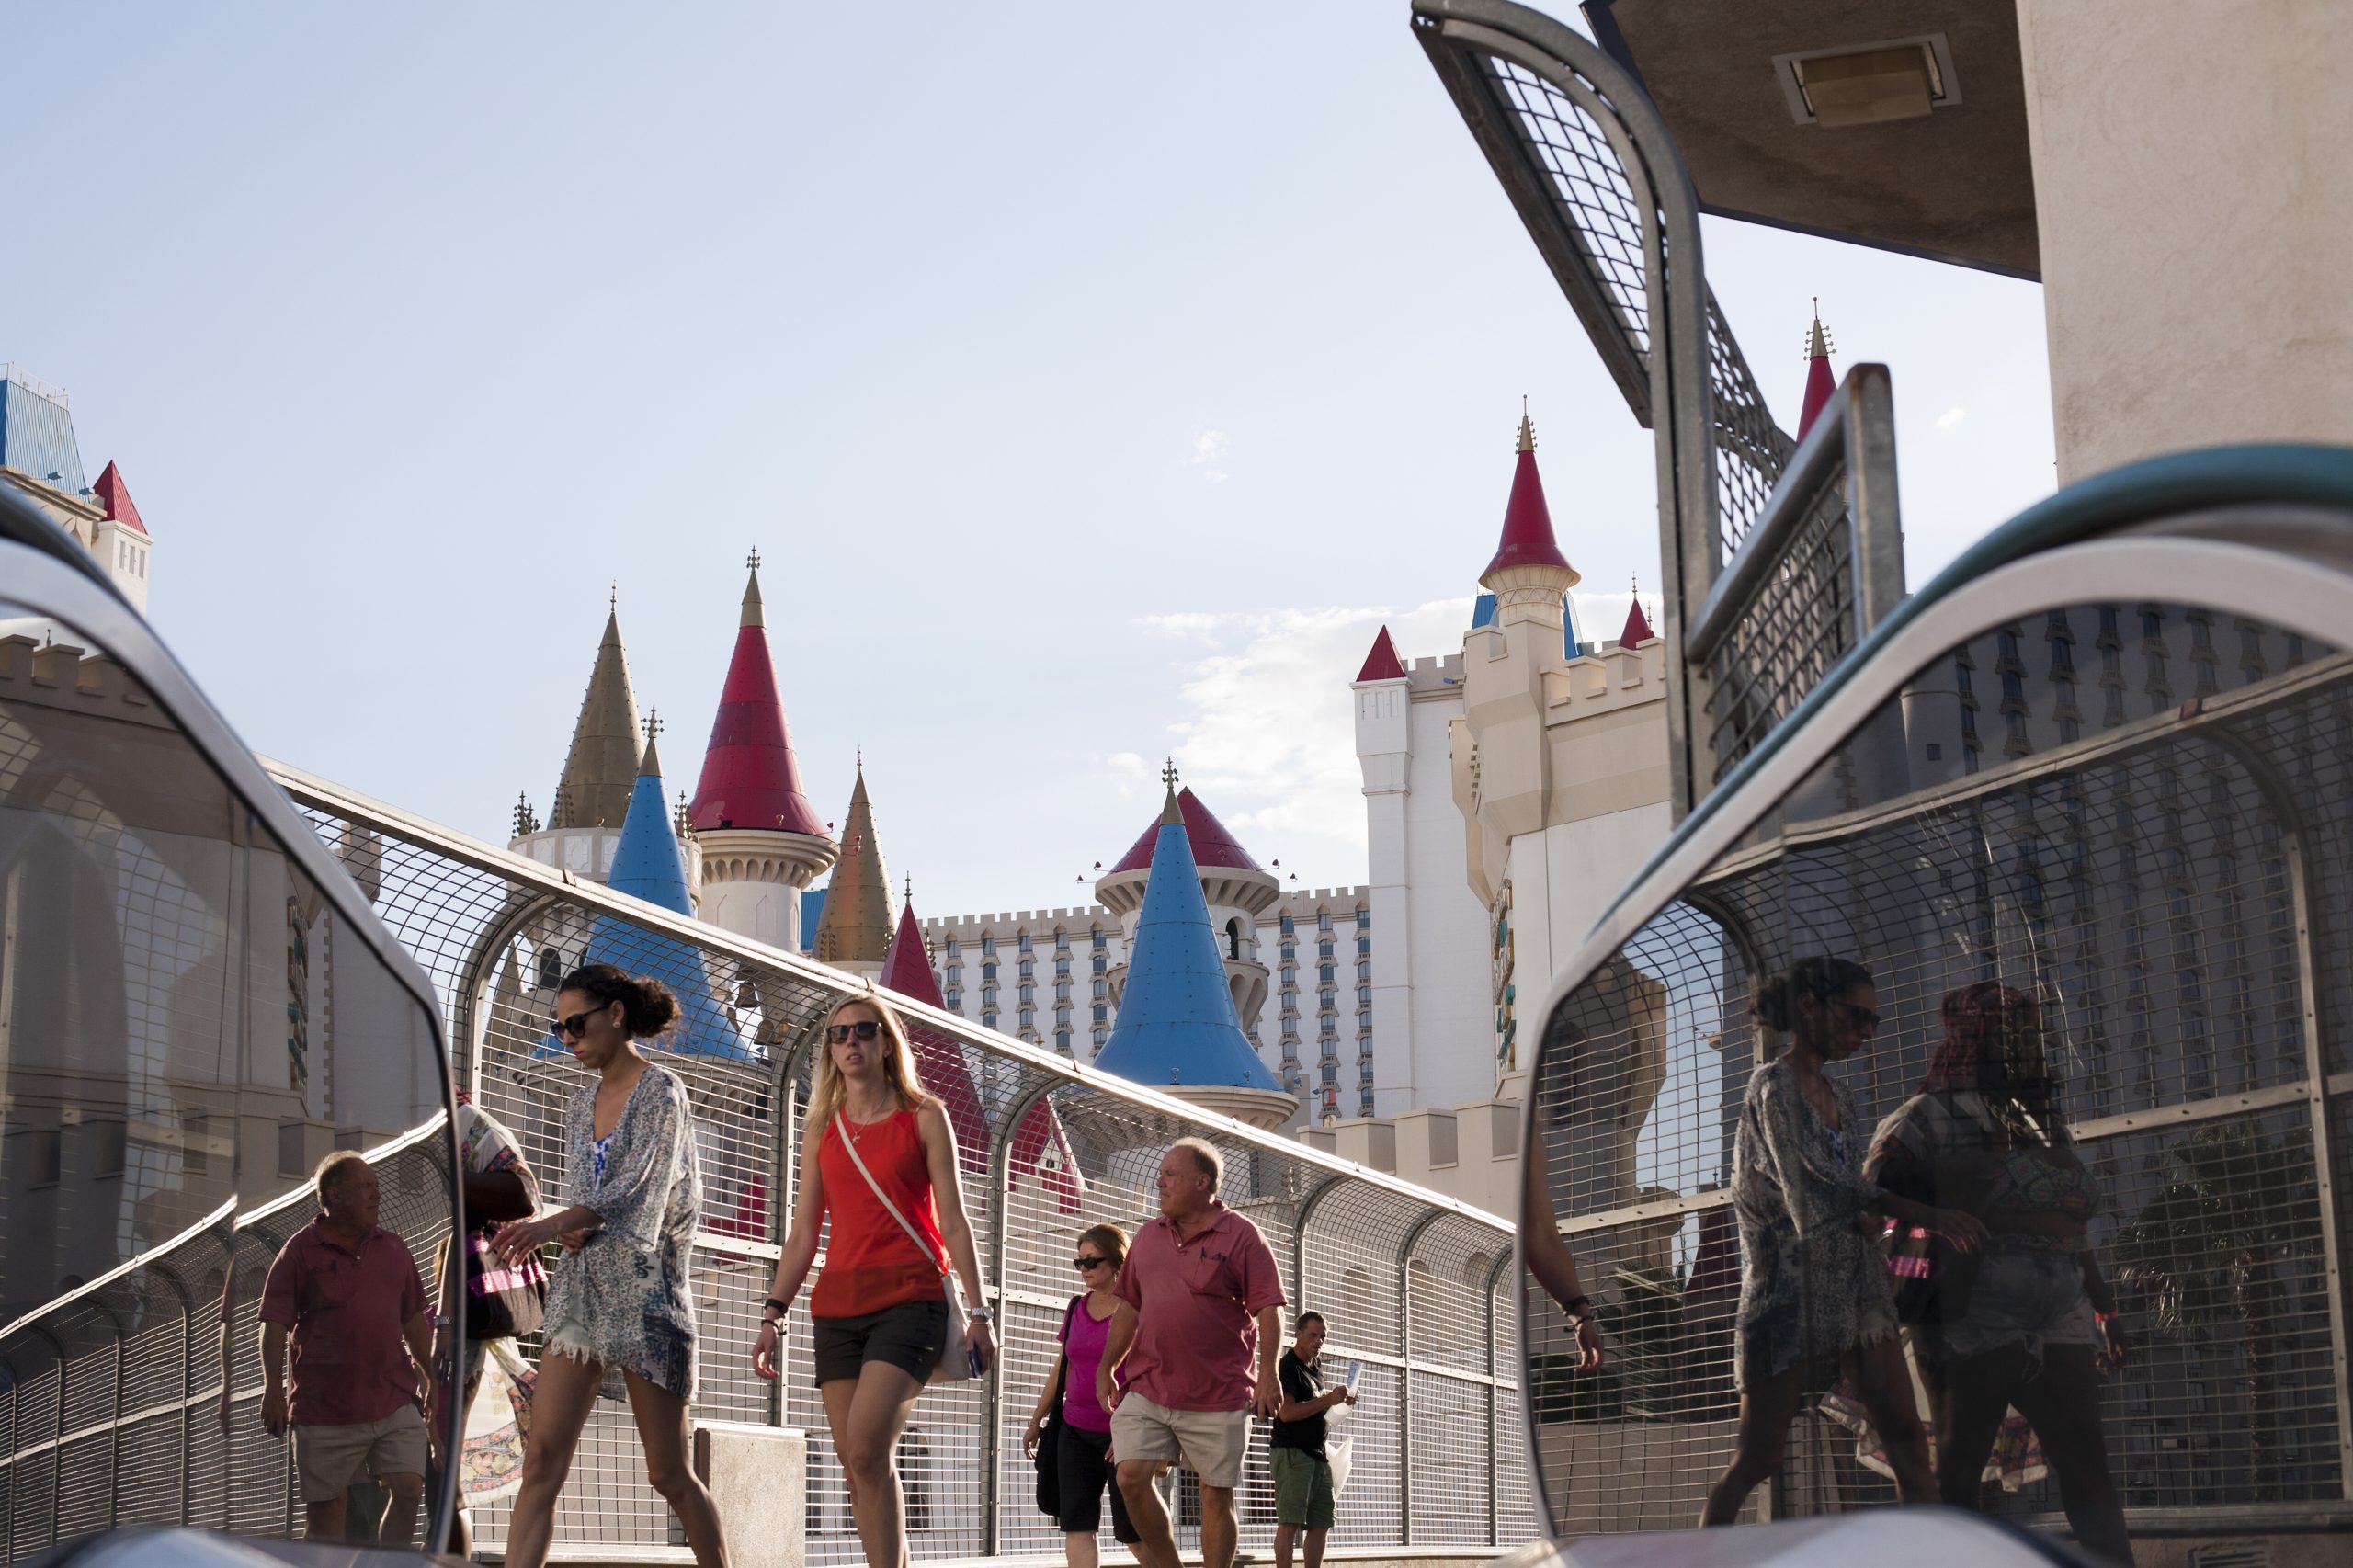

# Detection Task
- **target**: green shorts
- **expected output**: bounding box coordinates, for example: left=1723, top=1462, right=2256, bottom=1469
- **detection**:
left=1270, top=1445, right=1335, bottom=1529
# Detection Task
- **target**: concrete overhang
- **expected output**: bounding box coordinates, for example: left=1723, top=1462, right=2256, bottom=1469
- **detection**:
left=1586, top=0, right=2038, bottom=279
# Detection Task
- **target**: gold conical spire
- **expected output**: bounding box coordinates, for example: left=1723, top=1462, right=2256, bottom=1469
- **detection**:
left=639, top=710, right=664, bottom=778
left=1805, top=298, right=1832, bottom=360
left=551, top=607, right=642, bottom=829
left=812, top=765, right=893, bottom=967
left=1517, top=395, right=1536, bottom=454
left=742, top=549, right=765, bottom=629
left=1160, top=758, right=1183, bottom=825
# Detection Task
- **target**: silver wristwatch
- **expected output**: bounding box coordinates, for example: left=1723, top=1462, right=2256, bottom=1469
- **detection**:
left=966, top=1305, right=993, bottom=1324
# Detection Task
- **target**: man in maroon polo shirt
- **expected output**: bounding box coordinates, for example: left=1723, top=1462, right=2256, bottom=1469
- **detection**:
left=1100, top=1138, right=1285, bottom=1568
left=254, top=1151, right=435, bottom=1546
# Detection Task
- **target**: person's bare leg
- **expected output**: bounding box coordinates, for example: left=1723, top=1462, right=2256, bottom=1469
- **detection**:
left=1118, top=1460, right=1181, bottom=1568
left=2011, top=1346, right=2131, bottom=1565
left=1064, top=1530, right=1101, bottom=1568
left=1848, top=1337, right=1938, bottom=1505
left=377, top=1471, right=425, bottom=1549
left=1276, top=1522, right=1298, bottom=1568
left=1303, top=1526, right=1328, bottom=1568
left=827, top=1362, right=925, bottom=1568
left=1699, top=1368, right=1803, bottom=1526
left=503, top=1352, right=605, bottom=1568
left=1927, top=1344, right=2026, bottom=1511
left=302, top=1496, right=347, bottom=1542
left=1200, top=1484, right=1238, bottom=1568
left=626, top=1369, right=731, bottom=1568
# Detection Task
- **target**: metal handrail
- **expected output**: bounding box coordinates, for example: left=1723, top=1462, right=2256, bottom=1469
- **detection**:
left=1687, top=363, right=1904, bottom=667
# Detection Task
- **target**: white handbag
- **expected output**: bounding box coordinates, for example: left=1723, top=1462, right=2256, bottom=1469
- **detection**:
left=833, top=1115, right=978, bottom=1383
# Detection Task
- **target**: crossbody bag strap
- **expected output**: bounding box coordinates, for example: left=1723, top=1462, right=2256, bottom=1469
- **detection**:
left=833, top=1112, right=949, bottom=1278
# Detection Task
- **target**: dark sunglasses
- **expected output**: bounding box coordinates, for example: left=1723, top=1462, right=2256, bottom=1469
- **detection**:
left=827, top=1020, right=882, bottom=1045
left=1834, top=1000, right=1881, bottom=1031
left=1074, top=1255, right=1109, bottom=1271
left=551, top=1007, right=606, bottom=1040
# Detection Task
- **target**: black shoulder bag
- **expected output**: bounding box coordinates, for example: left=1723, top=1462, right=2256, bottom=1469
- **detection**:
left=1035, top=1295, right=1079, bottom=1517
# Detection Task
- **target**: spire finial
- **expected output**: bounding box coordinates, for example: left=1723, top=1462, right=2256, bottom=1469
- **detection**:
left=746, top=548, right=762, bottom=573
left=1517, top=396, right=1535, bottom=454
left=904, top=873, right=913, bottom=904
left=643, top=709, right=663, bottom=744
left=609, top=581, right=618, bottom=612
left=856, top=747, right=864, bottom=773
left=1804, top=300, right=1832, bottom=360
left=1160, top=758, right=1183, bottom=825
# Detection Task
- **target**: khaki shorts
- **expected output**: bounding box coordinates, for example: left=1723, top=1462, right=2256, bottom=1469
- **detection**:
left=1109, top=1391, right=1251, bottom=1491
left=293, top=1405, right=428, bottom=1503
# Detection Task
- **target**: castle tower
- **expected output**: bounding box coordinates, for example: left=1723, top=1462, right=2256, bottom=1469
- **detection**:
left=1449, top=408, right=1672, bottom=1073
left=688, top=556, right=837, bottom=949
left=574, top=722, right=746, bottom=1059
left=1094, top=776, right=1295, bottom=1130
left=1095, top=783, right=1279, bottom=1033
left=89, top=462, right=153, bottom=616
left=1798, top=301, right=1837, bottom=440
left=512, top=602, right=642, bottom=881
left=811, top=765, right=892, bottom=980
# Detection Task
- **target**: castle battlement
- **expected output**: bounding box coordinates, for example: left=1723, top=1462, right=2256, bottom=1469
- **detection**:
left=1541, top=636, right=1667, bottom=720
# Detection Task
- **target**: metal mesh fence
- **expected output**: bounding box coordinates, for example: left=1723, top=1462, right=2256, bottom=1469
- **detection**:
left=1525, top=606, right=2353, bottom=1539
left=0, top=1121, right=455, bottom=1562
left=147, top=765, right=1513, bottom=1564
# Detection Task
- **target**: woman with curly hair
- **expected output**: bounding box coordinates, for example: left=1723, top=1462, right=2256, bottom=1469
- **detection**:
left=492, top=964, right=730, bottom=1568
left=1699, top=958, right=1984, bottom=1527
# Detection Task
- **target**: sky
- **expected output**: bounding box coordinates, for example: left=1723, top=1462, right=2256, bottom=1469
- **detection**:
left=8, top=4, right=2054, bottom=918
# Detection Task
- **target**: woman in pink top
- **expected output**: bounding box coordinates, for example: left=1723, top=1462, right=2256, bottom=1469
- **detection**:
left=1025, top=1223, right=1143, bottom=1568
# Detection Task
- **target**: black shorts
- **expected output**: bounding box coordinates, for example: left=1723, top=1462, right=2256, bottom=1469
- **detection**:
left=813, top=1299, right=948, bottom=1388
left=1055, top=1423, right=1140, bottom=1541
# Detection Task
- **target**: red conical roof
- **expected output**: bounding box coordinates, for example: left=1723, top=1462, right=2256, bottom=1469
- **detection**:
left=1108, top=787, right=1262, bottom=876
left=93, top=461, right=146, bottom=536
left=880, top=901, right=990, bottom=1176
left=1798, top=307, right=1836, bottom=440
left=881, top=900, right=940, bottom=1005
left=1355, top=625, right=1406, bottom=682
left=1620, top=597, right=1655, bottom=646
left=1483, top=412, right=1572, bottom=579
left=687, top=566, right=827, bottom=837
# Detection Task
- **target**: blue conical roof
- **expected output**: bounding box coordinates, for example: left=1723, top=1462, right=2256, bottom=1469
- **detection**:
left=608, top=744, right=694, bottom=912
left=1094, top=794, right=1281, bottom=1093
left=552, top=735, right=751, bottom=1061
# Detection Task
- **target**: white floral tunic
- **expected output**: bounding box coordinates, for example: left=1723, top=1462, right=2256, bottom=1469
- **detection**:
left=540, top=1064, right=703, bottom=1398
left=1730, top=1056, right=1897, bottom=1388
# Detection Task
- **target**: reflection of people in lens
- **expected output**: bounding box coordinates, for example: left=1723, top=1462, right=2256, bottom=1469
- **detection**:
left=1867, top=983, right=2131, bottom=1563
left=492, top=965, right=731, bottom=1568
left=434, top=1092, right=542, bottom=1556
left=1699, top=959, right=1986, bottom=1528
left=1521, top=1132, right=1604, bottom=1371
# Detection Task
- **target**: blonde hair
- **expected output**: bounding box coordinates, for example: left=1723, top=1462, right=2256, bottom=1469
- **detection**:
left=808, top=990, right=938, bottom=1132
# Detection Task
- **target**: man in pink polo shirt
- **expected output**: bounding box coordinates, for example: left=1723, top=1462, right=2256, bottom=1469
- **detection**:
left=1100, top=1138, right=1284, bottom=1568
left=252, top=1151, right=435, bottom=1546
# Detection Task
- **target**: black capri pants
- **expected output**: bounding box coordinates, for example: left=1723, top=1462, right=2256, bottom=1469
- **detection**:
left=1056, top=1424, right=1141, bottom=1541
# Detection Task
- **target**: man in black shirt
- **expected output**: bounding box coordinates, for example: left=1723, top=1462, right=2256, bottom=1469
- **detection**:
left=1268, top=1312, right=1357, bottom=1568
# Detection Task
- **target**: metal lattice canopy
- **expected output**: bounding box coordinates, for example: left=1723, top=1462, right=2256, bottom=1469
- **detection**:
left=1518, top=449, right=2353, bottom=1540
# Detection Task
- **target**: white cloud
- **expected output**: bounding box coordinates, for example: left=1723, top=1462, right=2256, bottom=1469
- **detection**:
left=1936, top=405, right=1968, bottom=429
left=1188, top=429, right=1229, bottom=483
left=1137, top=599, right=1471, bottom=881
left=1137, top=590, right=1665, bottom=886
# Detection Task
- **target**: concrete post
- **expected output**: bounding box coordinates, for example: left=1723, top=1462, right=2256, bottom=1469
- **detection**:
left=674, top=1422, right=807, bottom=1568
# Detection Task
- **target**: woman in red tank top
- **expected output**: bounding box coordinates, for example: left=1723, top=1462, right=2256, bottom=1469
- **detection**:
left=753, top=993, right=993, bottom=1568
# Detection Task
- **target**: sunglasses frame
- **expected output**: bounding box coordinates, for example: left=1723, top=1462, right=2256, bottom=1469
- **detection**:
left=827, top=1020, right=883, bottom=1045
left=552, top=1006, right=606, bottom=1040
left=1073, top=1256, right=1109, bottom=1271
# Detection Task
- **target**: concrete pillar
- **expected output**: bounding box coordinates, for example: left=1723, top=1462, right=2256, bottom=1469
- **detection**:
left=2018, top=0, right=2353, bottom=483
left=673, top=1422, right=806, bottom=1568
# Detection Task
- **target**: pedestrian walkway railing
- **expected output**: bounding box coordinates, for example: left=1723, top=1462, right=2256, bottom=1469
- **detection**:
left=0, top=756, right=1527, bottom=1565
